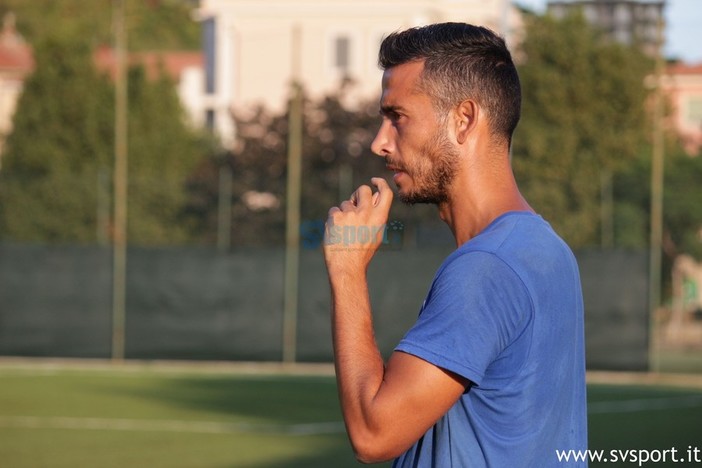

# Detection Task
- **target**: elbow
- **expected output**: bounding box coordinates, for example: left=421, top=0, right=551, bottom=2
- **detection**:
left=353, top=442, right=398, bottom=464
left=354, top=446, right=392, bottom=465
left=348, top=428, right=406, bottom=464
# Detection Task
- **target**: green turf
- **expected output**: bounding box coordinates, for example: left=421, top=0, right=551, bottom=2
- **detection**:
left=588, top=384, right=702, bottom=462
left=0, top=367, right=375, bottom=468
left=1, top=365, right=701, bottom=467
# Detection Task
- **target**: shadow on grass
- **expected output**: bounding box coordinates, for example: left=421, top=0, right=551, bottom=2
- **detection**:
left=97, top=372, right=392, bottom=467
left=91, top=374, right=702, bottom=468
left=128, top=374, right=343, bottom=424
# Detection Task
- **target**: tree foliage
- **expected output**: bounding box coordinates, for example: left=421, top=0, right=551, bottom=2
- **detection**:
left=0, top=0, right=200, bottom=51
left=0, top=33, right=208, bottom=245
left=614, top=141, right=702, bottom=261
left=126, top=65, right=206, bottom=245
left=513, top=12, right=653, bottom=248
left=0, top=33, right=113, bottom=242
left=186, top=86, right=381, bottom=246
left=185, top=84, right=437, bottom=247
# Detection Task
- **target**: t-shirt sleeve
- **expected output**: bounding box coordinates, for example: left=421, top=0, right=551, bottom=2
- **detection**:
left=395, top=251, right=532, bottom=387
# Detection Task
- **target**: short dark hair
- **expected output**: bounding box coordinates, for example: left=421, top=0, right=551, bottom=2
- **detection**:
left=379, top=22, right=521, bottom=145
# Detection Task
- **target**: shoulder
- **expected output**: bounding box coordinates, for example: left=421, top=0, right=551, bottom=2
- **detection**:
left=427, top=247, right=532, bottom=324
left=468, top=212, right=563, bottom=253
left=430, top=212, right=578, bottom=299
left=433, top=213, right=534, bottom=286
left=453, top=212, right=577, bottom=277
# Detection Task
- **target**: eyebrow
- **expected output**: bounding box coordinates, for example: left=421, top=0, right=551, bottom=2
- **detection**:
left=379, top=104, right=405, bottom=116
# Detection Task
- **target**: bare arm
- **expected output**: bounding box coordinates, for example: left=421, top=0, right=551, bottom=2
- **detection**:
left=324, top=178, right=468, bottom=463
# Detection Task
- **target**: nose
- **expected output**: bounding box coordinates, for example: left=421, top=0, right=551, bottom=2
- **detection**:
left=370, top=119, right=393, bottom=158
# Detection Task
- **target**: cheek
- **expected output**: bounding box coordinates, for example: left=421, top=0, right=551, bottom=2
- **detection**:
left=395, top=129, right=422, bottom=157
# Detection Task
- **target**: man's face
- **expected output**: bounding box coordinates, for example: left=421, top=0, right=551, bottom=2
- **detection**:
left=371, top=61, right=459, bottom=205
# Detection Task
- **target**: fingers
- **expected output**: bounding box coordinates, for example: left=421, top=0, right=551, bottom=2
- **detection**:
left=324, top=178, right=393, bottom=257
left=371, top=177, right=393, bottom=210
left=350, top=185, right=373, bottom=208
left=339, top=179, right=393, bottom=212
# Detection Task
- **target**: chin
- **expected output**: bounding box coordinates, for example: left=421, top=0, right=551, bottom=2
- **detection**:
left=399, top=194, right=435, bottom=206
left=396, top=187, right=417, bottom=205
left=399, top=189, right=447, bottom=206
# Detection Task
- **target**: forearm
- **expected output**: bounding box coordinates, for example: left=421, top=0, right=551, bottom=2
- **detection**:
left=324, top=179, right=411, bottom=462
left=329, top=269, right=387, bottom=455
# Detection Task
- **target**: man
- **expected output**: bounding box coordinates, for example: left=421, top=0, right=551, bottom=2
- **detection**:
left=323, top=23, right=587, bottom=467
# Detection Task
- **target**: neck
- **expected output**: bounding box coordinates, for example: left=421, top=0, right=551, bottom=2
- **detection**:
left=438, top=147, right=533, bottom=247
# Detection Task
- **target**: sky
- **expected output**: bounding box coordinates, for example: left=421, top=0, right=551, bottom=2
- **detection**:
left=515, top=0, right=702, bottom=64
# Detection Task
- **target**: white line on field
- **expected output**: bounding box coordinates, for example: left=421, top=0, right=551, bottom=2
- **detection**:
left=588, top=395, right=702, bottom=414
left=3, top=395, right=702, bottom=434
left=0, top=416, right=345, bottom=436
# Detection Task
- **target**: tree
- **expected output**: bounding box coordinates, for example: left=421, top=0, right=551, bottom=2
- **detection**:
left=663, top=150, right=702, bottom=260
left=0, top=34, right=208, bottom=245
left=513, top=12, right=653, bottom=248
left=125, top=64, right=207, bottom=245
left=614, top=141, right=702, bottom=261
left=0, top=0, right=200, bottom=51
left=185, top=104, right=289, bottom=247
left=0, top=33, right=114, bottom=242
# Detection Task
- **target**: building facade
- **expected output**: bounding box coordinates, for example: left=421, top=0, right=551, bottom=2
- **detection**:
left=0, top=13, right=34, bottom=164
left=195, top=0, right=522, bottom=147
left=547, top=0, right=665, bottom=57
left=663, top=62, right=702, bottom=155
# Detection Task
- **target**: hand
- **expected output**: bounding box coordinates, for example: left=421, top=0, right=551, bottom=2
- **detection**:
left=323, top=177, right=393, bottom=276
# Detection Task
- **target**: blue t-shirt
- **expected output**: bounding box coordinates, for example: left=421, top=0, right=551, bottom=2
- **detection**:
left=393, top=212, right=588, bottom=468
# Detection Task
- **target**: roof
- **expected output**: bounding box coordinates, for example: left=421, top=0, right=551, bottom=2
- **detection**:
left=667, top=62, right=702, bottom=76
left=94, top=46, right=203, bottom=81
left=0, top=13, right=34, bottom=75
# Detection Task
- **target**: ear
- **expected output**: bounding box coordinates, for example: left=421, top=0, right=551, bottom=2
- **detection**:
left=453, top=99, right=478, bottom=145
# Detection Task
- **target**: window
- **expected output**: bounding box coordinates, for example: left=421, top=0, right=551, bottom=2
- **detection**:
left=205, top=109, right=215, bottom=132
left=203, top=17, right=216, bottom=94
left=335, top=36, right=351, bottom=73
left=684, top=96, right=702, bottom=128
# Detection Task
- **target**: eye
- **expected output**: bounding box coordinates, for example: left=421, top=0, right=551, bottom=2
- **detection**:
left=389, top=112, right=403, bottom=125
left=379, top=107, right=405, bottom=127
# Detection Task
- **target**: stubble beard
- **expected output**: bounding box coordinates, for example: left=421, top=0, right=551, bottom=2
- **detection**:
left=397, top=129, right=460, bottom=206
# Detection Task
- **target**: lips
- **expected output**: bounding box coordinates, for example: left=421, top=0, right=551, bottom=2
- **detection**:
left=385, top=162, right=405, bottom=173
left=392, top=172, right=406, bottom=184
left=386, top=163, right=407, bottom=184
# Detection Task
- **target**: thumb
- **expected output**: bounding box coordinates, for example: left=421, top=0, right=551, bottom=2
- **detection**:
left=371, top=177, right=393, bottom=211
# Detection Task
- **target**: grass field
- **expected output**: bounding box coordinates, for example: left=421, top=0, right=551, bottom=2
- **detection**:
left=1, top=360, right=702, bottom=467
